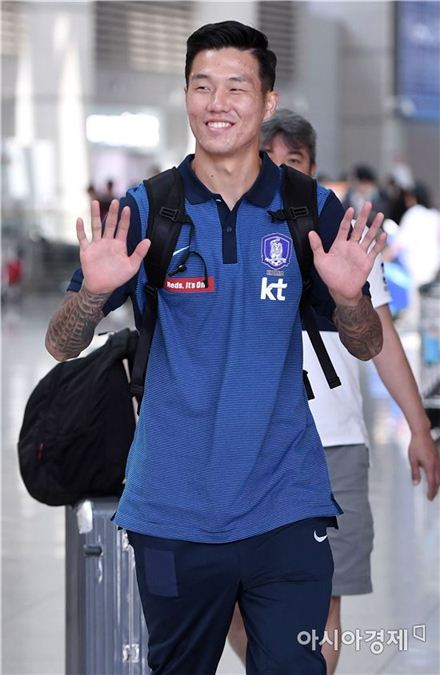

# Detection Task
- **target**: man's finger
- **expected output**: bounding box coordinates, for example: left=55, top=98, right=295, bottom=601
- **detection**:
left=425, top=456, right=440, bottom=501
left=130, top=239, right=152, bottom=265
left=76, top=218, right=89, bottom=250
left=350, top=201, right=372, bottom=242
left=434, top=466, right=440, bottom=500
left=334, top=207, right=355, bottom=242
left=361, top=212, right=385, bottom=250
left=90, top=200, right=103, bottom=242
left=436, top=459, right=440, bottom=488
left=411, top=458, right=421, bottom=486
left=103, top=199, right=120, bottom=238
left=308, top=230, right=324, bottom=256
left=370, top=210, right=385, bottom=235
left=368, top=231, right=388, bottom=256
left=115, top=206, right=131, bottom=241
left=426, top=465, right=437, bottom=501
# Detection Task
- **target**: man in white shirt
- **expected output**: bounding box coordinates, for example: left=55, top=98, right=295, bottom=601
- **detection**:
left=385, top=184, right=440, bottom=327
left=227, top=109, right=440, bottom=675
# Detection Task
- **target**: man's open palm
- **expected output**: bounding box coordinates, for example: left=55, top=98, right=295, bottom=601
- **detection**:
left=76, top=200, right=151, bottom=294
left=309, top=202, right=387, bottom=304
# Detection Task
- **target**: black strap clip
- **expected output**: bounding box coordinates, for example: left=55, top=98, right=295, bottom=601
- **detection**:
left=288, top=206, right=309, bottom=219
left=159, top=206, right=181, bottom=222
left=129, top=383, right=144, bottom=397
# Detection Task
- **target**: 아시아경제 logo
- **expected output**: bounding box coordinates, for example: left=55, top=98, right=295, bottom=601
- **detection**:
left=261, top=233, right=292, bottom=270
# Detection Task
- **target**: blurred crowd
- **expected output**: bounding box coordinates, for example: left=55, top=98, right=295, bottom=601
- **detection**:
left=3, top=160, right=439, bottom=322
left=339, top=164, right=439, bottom=324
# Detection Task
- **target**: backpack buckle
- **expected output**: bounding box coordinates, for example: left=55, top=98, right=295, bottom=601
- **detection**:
left=288, top=206, right=309, bottom=219
left=129, top=383, right=144, bottom=396
left=159, top=206, right=181, bottom=222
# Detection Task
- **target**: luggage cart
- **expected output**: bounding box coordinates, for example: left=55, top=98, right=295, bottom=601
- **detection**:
left=419, top=271, right=440, bottom=431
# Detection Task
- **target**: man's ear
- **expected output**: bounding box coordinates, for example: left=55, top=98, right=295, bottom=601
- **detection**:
left=263, top=90, right=279, bottom=120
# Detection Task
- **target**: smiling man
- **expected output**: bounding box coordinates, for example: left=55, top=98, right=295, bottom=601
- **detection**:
left=46, top=21, right=387, bottom=675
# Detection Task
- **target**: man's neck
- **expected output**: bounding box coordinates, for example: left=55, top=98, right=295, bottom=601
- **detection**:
left=191, top=147, right=262, bottom=210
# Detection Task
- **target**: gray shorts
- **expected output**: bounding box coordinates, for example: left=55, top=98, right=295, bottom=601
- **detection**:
left=325, top=443, right=374, bottom=596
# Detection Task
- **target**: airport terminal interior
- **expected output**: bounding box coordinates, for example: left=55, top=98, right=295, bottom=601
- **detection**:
left=2, top=1, right=440, bottom=674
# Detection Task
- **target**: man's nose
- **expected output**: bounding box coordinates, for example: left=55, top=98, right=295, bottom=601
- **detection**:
left=207, top=89, right=229, bottom=112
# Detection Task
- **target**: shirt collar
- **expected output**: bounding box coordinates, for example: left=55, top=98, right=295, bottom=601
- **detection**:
left=177, top=152, right=280, bottom=208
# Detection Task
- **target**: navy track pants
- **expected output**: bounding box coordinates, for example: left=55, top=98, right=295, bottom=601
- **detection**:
left=129, top=516, right=335, bottom=674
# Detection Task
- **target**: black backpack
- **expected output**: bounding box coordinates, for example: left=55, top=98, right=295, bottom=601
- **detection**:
left=18, top=329, right=138, bottom=506
left=18, top=165, right=340, bottom=506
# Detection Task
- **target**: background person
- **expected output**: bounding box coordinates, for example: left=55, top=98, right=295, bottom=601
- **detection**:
left=99, top=178, right=117, bottom=219
left=343, top=164, right=391, bottom=225
left=227, top=109, right=440, bottom=674
left=384, top=183, right=440, bottom=328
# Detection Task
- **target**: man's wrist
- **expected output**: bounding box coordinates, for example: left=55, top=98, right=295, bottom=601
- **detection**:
left=78, top=284, right=111, bottom=319
left=331, top=291, right=363, bottom=308
left=410, top=419, right=433, bottom=437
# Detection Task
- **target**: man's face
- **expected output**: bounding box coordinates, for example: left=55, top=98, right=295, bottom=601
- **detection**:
left=263, top=133, right=315, bottom=177
left=185, top=47, right=278, bottom=159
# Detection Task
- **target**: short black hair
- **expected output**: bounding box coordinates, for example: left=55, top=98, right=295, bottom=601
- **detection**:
left=260, top=109, right=317, bottom=164
left=404, top=182, right=431, bottom=208
left=353, top=165, right=377, bottom=183
left=185, top=21, right=276, bottom=93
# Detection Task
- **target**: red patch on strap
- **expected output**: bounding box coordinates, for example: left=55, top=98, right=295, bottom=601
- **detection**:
left=164, top=276, right=215, bottom=293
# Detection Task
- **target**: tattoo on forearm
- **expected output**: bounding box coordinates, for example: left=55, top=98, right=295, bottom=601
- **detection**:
left=333, top=295, right=383, bottom=361
left=46, top=287, right=111, bottom=360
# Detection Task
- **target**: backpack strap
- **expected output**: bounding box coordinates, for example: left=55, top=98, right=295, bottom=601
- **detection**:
left=144, top=169, right=191, bottom=287
left=129, top=168, right=191, bottom=406
left=269, top=166, right=341, bottom=396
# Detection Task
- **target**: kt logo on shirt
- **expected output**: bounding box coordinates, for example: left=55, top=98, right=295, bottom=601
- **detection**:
left=260, top=233, right=291, bottom=301
left=260, top=277, right=287, bottom=301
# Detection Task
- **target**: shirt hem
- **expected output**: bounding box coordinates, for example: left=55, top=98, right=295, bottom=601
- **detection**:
left=113, top=504, right=341, bottom=544
left=319, top=433, right=368, bottom=447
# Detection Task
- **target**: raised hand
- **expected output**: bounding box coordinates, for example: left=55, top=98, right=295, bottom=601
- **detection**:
left=308, top=202, right=387, bottom=306
left=76, top=199, right=151, bottom=294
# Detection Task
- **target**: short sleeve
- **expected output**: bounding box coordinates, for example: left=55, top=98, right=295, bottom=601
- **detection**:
left=66, top=268, right=83, bottom=293
left=367, top=253, right=392, bottom=309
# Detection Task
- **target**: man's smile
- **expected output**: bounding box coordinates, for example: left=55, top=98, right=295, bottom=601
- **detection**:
left=206, top=121, right=234, bottom=129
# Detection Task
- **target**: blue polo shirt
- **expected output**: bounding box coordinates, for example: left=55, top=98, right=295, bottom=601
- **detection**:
left=69, top=154, right=349, bottom=543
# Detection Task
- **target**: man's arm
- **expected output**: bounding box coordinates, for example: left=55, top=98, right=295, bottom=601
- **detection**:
left=332, top=295, right=383, bottom=361
left=45, top=287, right=111, bottom=361
left=309, top=201, right=386, bottom=360
left=373, top=304, right=440, bottom=500
left=45, top=199, right=150, bottom=362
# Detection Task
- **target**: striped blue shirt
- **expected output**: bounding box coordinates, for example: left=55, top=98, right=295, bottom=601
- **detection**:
left=69, top=154, right=346, bottom=542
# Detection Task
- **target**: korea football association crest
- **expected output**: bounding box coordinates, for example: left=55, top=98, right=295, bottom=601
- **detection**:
left=261, top=233, right=292, bottom=271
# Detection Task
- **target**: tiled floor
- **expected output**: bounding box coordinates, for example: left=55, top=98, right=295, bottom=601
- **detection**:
left=2, top=293, right=439, bottom=675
